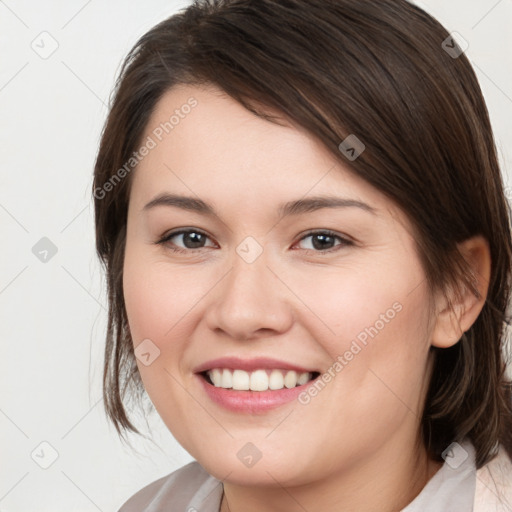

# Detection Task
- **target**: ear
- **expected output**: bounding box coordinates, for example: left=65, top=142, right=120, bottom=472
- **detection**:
left=431, top=235, right=491, bottom=348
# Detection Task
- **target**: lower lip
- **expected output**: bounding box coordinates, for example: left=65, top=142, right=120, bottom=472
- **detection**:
left=196, top=373, right=317, bottom=413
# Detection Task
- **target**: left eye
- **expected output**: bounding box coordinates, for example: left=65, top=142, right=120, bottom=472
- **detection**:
left=295, top=231, right=352, bottom=252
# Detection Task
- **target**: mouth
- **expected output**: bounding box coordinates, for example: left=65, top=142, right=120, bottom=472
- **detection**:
left=194, top=358, right=323, bottom=412
left=199, top=368, right=321, bottom=392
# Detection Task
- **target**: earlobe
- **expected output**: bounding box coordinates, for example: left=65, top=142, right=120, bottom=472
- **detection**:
left=430, top=235, right=491, bottom=349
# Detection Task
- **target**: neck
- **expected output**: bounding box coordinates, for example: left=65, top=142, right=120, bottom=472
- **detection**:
left=219, top=437, right=442, bottom=512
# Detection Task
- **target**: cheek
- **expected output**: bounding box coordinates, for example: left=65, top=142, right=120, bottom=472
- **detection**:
left=292, top=256, right=432, bottom=403
left=121, top=246, right=193, bottom=409
left=280, top=257, right=426, bottom=349
left=324, top=276, right=432, bottom=425
left=123, top=247, right=211, bottom=345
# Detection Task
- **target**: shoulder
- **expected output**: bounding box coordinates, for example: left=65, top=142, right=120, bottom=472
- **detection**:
left=474, top=444, right=512, bottom=512
left=117, top=460, right=223, bottom=512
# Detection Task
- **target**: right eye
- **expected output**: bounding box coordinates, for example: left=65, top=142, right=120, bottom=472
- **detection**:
left=156, top=229, right=217, bottom=253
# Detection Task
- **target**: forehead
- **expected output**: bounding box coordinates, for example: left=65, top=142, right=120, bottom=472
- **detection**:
left=129, top=84, right=405, bottom=226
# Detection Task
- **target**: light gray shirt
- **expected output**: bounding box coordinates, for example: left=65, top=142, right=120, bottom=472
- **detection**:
left=118, top=439, right=477, bottom=511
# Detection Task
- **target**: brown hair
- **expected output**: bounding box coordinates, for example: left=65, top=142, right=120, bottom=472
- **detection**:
left=93, top=0, right=512, bottom=468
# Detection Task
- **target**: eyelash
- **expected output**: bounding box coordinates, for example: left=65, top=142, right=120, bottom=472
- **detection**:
left=155, top=228, right=353, bottom=255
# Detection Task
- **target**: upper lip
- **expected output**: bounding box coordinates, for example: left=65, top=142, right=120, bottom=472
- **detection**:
left=193, top=356, right=319, bottom=374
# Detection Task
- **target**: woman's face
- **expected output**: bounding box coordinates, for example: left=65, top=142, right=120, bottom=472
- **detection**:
left=123, top=84, right=436, bottom=485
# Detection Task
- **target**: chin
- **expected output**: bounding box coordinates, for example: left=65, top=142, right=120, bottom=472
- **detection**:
left=196, top=449, right=312, bottom=488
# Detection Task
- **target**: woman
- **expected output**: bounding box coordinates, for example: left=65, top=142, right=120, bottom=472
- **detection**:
left=93, top=0, right=512, bottom=510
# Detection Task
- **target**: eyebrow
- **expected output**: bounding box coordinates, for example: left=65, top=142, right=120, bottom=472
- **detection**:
left=142, top=193, right=378, bottom=218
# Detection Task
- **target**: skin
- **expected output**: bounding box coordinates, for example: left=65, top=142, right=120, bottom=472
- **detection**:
left=123, top=84, right=491, bottom=512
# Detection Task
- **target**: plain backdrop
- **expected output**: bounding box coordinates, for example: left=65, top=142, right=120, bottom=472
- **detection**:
left=1, top=1, right=511, bottom=511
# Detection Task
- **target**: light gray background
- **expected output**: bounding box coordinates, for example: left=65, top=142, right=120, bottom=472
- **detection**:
left=1, top=1, right=511, bottom=511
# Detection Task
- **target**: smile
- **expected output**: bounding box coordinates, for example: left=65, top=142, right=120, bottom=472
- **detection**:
left=202, top=368, right=320, bottom=391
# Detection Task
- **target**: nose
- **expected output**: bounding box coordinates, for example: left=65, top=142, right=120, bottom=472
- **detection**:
left=204, top=249, right=294, bottom=341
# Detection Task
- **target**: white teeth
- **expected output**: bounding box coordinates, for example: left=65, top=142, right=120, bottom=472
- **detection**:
left=297, top=371, right=310, bottom=385
left=269, top=369, right=284, bottom=390
left=232, top=369, right=250, bottom=390
left=250, top=369, right=268, bottom=391
left=206, top=368, right=313, bottom=391
left=221, top=368, right=232, bottom=388
left=284, top=370, right=297, bottom=389
left=210, top=368, right=222, bottom=387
